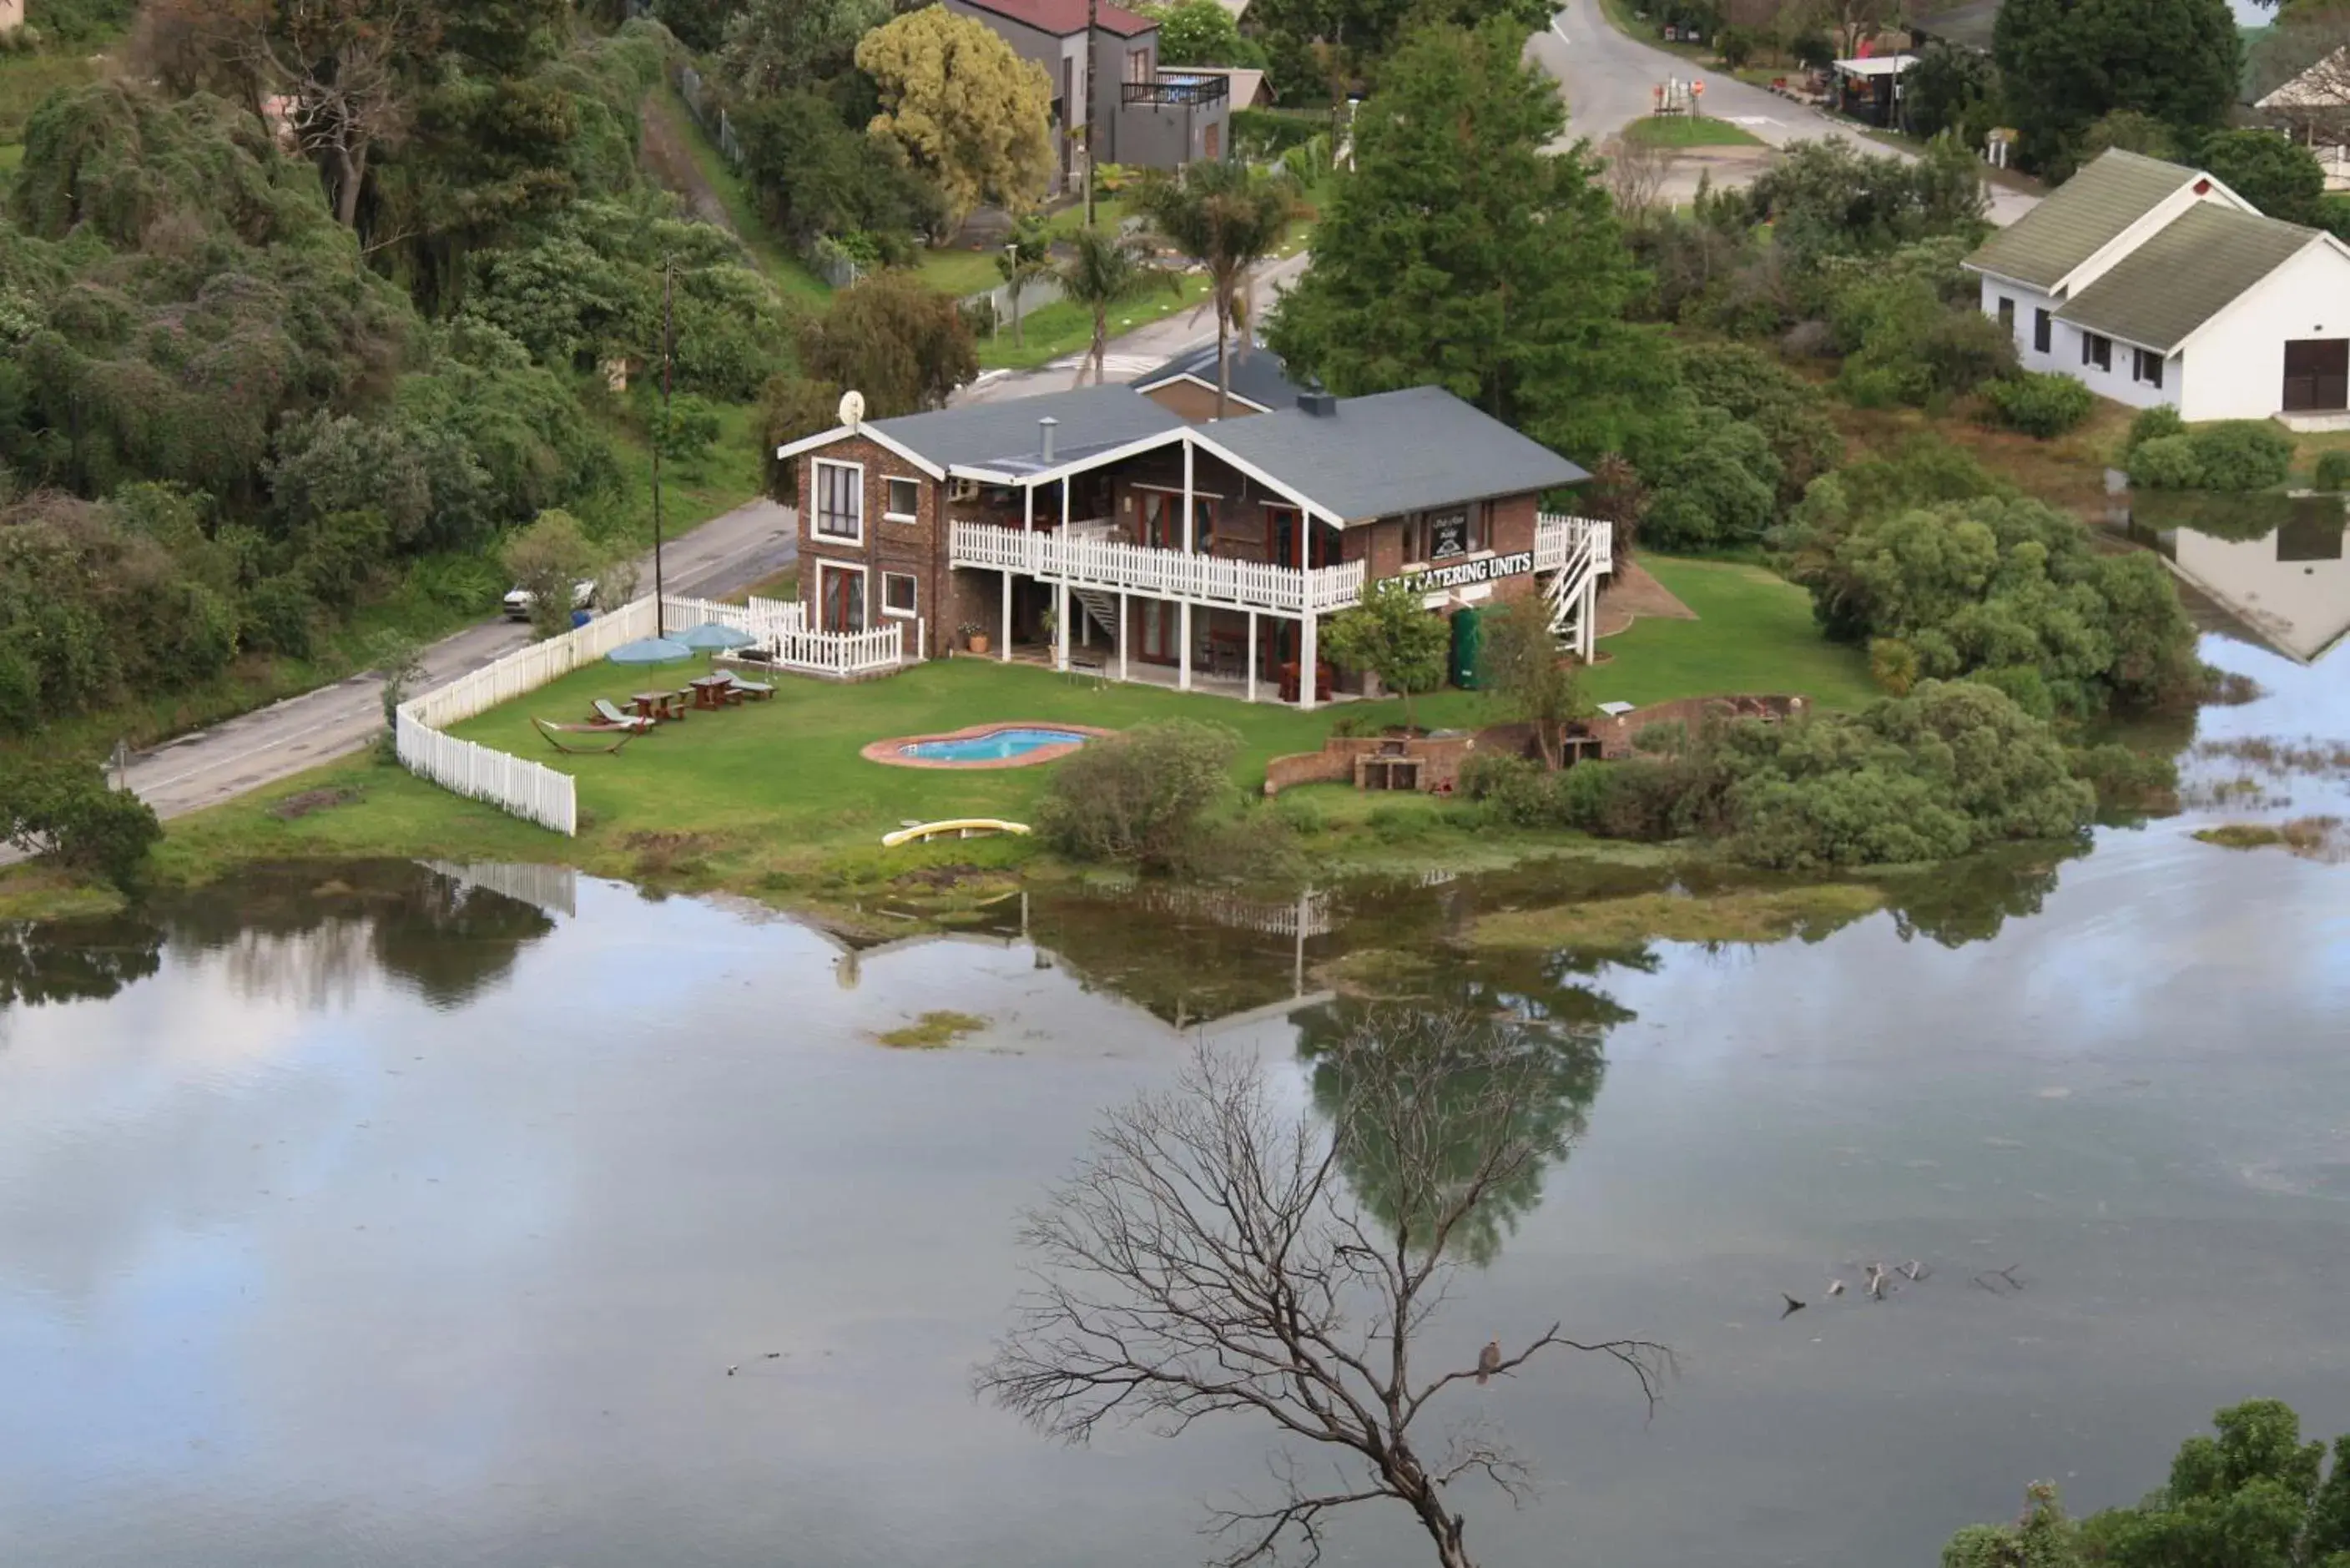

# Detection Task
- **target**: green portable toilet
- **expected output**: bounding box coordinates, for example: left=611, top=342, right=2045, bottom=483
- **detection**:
left=1449, top=605, right=1485, bottom=690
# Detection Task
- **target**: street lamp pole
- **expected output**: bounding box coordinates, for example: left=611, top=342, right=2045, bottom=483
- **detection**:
left=653, top=257, right=673, bottom=638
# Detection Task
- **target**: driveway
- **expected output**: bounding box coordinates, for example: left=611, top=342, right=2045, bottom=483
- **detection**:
left=1526, top=0, right=2040, bottom=225
left=16, top=498, right=798, bottom=843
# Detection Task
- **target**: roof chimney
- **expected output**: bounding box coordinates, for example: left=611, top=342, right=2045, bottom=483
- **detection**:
left=1039, top=416, right=1058, bottom=463
left=1297, top=390, right=1338, bottom=417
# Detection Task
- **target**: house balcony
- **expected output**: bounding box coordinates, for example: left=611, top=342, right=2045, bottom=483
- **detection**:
left=1122, top=74, right=1229, bottom=108
left=951, top=521, right=1365, bottom=618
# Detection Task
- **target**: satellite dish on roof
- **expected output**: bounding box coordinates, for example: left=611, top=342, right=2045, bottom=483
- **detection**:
left=839, top=390, right=866, bottom=430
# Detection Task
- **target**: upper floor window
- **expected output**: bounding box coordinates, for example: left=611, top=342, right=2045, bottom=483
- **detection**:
left=813, top=459, right=862, bottom=542
left=1127, top=46, right=1152, bottom=83
left=885, top=476, right=920, bottom=522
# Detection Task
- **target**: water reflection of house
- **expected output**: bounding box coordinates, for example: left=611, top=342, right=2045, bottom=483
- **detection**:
left=806, top=891, right=1334, bottom=1031
left=2136, top=502, right=2350, bottom=664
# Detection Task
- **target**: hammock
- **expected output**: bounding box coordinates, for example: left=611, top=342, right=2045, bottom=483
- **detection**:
left=534, top=717, right=636, bottom=754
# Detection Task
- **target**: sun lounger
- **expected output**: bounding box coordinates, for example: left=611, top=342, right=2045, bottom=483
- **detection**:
left=536, top=718, right=637, bottom=754
left=722, top=672, right=775, bottom=699
left=591, top=698, right=655, bottom=730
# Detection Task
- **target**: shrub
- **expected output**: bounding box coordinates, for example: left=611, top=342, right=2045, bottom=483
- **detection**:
left=0, top=759, right=163, bottom=890
left=1716, top=24, right=1756, bottom=66
left=2128, top=433, right=2206, bottom=490
left=502, top=508, right=597, bottom=639
left=1979, top=372, right=2094, bottom=438
left=1869, top=636, right=1919, bottom=695
left=2124, top=404, right=2184, bottom=451
left=648, top=393, right=722, bottom=469
left=2186, top=421, right=2294, bottom=492
left=2317, top=450, right=2350, bottom=493
left=1964, top=664, right=2055, bottom=720
left=1036, top=720, right=1240, bottom=870
left=1272, top=789, right=1329, bottom=834
left=2067, top=743, right=2179, bottom=814
left=241, top=577, right=317, bottom=658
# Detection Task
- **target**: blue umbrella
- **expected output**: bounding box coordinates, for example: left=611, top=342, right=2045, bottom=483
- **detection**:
left=676, top=621, right=757, bottom=651
left=606, top=636, right=693, bottom=666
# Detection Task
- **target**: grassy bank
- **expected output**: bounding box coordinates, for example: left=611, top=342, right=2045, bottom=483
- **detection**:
left=1625, top=115, right=1763, bottom=148
left=648, top=87, right=833, bottom=307
left=0, top=550, right=1888, bottom=919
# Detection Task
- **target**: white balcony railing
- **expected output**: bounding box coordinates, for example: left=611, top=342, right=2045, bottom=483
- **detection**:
left=951, top=521, right=1365, bottom=616
left=1535, top=512, right=1613, bottom=577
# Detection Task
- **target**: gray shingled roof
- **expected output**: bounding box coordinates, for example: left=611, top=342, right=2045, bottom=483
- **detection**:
left=2056, top=203, right=2320, bottom=351
left=1204, top=386, right=1588, bottom=522
left=868, top=386, right=1187, bottom=471
left=1966, top=149, right=2198, bottom=290
left=1132, top=342, right=1306, bottom=412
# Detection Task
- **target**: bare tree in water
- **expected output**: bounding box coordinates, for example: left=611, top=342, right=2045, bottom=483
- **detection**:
left=975, top=1014, right=1672, bottom=1568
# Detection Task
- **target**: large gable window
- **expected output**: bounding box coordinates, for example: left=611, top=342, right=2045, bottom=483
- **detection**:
left=814, top=459, right=863, bottom=542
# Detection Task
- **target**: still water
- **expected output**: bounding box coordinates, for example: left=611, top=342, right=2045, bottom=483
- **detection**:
left=3, top=633, right=2347, bottom=1568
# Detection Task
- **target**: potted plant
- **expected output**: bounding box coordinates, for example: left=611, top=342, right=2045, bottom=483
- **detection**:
left=960, top=620, right=990, bottom=656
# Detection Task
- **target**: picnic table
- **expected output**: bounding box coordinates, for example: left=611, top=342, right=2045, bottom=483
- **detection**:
left=688, top=673, right=742, bottom=711
left=631, top=690, right=686, bottom=722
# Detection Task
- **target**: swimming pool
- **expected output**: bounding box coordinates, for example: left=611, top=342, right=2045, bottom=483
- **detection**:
left=900, top=727, right=1091, bottom=763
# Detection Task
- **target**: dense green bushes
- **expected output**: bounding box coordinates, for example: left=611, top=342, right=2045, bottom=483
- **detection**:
left=2126, top=420, right=2296, bottom=491
left=2317, top=450, right=2350, bottom=492
left=1780, top=455, right=2201, bottom=714
left=1462, top=680, right=2105, bottom=869
left=1037, top=722, right=1244, bottom=872
left=1980, top=371, right=2095, bottom=437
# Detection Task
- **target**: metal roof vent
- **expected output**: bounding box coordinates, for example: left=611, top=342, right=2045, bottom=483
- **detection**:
left=1039, top=416, right=1058, bottom=462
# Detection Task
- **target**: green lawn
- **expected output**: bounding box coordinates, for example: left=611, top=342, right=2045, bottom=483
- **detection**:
left=915, top=199, right=1137, bottom=299
left=1624, top=115, right=1763, bottom=148
left=1594, top=556, right=1878, bottom=711
left=0, top=143, right=21, bottom=173
left=135, top=555, right=1877, bottom=900
left=981, top=270, right=1214, bottom=371
left=596, top=394, right=768, bottom=547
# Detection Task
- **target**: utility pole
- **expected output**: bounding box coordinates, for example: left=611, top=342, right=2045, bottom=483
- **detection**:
left=653, top=256, right=673, bottom=638
left=1084, top=0, right=1099, bottom=227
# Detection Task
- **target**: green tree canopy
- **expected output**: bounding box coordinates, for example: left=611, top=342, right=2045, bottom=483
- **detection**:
left=1321, top=577, right=1450, bottom=730
left=797, top=270, right=978, bottom=415
left=1994, top=0, right=2241, bottom=170
left=1142, top=0, right=1265, bottom=63
left=1268, top=19, right=1671, bottom=461
left=2201, top=127, right=2328, bottom=223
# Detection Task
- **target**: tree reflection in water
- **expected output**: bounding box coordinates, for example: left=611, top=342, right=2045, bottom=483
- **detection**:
left=1295, top=959, right=1632, bottom=1268
left=0, top=915, right=165, bottom=1009
left=0, top=861, right=558, bottom=1015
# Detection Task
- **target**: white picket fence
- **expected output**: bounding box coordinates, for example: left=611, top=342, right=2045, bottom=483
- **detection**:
left=396, top=593, right=915, bottom=836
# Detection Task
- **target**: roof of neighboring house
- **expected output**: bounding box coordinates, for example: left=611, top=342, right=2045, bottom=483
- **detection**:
left=866, top=385, right=1188, bottom=470
left=1908, top=0, right=2000, bottom=51
left=1833, top=53, right=1918, bottom=76
left=1171, top=64, right=1269, bottom=106
left=2254, top=40, right=2350, bottom=109
left=2055, top=203, right=2322, bottom=351
left=1965, top=149, right=2202, bottom=290
left=952, top=0, right=1157, bottom=37
left=1205, top=387, right=1589, bottom=522
left=1132, top=341, right=1304, bottom=411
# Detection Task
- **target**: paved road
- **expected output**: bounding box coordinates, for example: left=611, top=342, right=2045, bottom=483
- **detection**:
left=34, top=499, right=798, bottom=839
left=960, top=249, right=1315, bottom=403
left=1526, top=0, right=2040, bottom=224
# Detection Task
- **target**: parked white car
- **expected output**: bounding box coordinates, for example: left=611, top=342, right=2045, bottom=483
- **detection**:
left=502, top=579, right=597, bottom=622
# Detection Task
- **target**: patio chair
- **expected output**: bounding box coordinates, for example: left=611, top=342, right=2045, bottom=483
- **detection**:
left=535, top=718, right=637, bottom=754
left=722, top=672, right=775, bottom=700
left=590, top=698, right=655, bottom=731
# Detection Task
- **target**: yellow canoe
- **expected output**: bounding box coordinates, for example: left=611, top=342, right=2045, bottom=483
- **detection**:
left=880, top=819, right=1033, bottom=848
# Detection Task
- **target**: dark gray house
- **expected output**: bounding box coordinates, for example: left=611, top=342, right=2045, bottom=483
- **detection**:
left=943, top=0, right=1230, bottom=191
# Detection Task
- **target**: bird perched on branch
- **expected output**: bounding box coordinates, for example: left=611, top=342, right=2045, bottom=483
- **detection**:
left=1476, top=1338, right=1502, bottom=1386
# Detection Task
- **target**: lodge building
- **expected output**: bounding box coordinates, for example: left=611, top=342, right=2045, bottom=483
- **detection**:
left=775, top=381, right=1612, bottom=708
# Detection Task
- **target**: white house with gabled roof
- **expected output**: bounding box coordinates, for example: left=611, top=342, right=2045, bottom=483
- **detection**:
left=1964, top=148, right=2350, bottom=424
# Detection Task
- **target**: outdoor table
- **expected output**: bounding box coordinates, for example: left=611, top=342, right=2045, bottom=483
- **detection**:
left=631, top=692, right=680, bottom=722
left=689, top=674, right=738, bottom=711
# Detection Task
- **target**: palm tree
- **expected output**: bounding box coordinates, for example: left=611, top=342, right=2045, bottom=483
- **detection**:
left=1058, top=226, right=1177, bottom=386
left=995, top=214, right=1055, bottom=348
left=1131, top=161, right=1301, bottom=417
